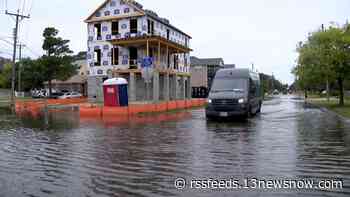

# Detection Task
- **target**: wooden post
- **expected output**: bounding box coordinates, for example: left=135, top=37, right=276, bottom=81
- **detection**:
left=146, top=39, right=150, bottom=102
left=176, top=50, right=179, bottom=70
left=112, top=46, right=114, bottom=65
left=146, top=40, right=149, bottom=57
left=158, top=41, right=161, bottom=69
left=166, top=45, right=169, bottom=70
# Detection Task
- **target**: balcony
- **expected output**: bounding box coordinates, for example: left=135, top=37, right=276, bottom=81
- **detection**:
left=109, top=35, right=192, bottom=54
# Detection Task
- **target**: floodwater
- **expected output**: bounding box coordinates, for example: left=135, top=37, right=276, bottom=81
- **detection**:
left=0, top=96, right=349, bottom=197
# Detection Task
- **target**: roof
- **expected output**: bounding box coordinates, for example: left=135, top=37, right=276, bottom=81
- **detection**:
left=145, top=12, right=192, bottom=39
left=103, top=78, right=128, bottom=85
left=190, top=56, right=225, bottom=66
left=85, top=0, right=144, bottom=22
left=45, top=75, right=87, bottom=85
left=216, top=68, right=260, bottom=80
left=216, top=68, right=250, bottom=78
left=224, top=64, right=236, bottom=68
left=85, top=0, right=192, bottom=39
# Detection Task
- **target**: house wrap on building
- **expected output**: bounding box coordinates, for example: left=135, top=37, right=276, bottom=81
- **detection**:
left=85, top=0, right=192, bottom=102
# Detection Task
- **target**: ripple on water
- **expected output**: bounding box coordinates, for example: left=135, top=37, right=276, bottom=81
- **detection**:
left=0, top=98, right=350, bottom=197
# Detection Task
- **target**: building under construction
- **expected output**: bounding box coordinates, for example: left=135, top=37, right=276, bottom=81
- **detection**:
left=85, top=0, right=192, bottom=103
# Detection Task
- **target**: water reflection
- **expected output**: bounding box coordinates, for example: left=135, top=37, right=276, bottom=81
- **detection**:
left=0, top=96, right=349, bottom=196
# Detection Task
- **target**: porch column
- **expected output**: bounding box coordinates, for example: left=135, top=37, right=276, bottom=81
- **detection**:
left=166, top=45, right=169, bottom=69
left=187, top=76, right=192, bottom=99
left=153, top=71, right=160, bottom=103
left=182, top=76, right=186, bottom=99
left=146, top=40, right=149, bottom=56
left=174, top=75, right=178, bottom=100
left=164, top=72, right=170, bottom=101
left=158, top=41, right=161, bottom=69
left=129, top=72, right=136, bottom=102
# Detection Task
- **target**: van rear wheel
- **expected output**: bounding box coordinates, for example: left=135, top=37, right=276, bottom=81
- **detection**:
left=257, top=104, right=261, bottom=113
left=245, top=105, right=252, bottom=118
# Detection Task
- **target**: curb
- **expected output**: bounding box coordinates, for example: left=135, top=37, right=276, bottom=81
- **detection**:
left=306, top=101, right=350, bottom=123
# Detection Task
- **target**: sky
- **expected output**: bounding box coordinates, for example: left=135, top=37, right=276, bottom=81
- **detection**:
left=0, top=0, right=349, bottom=84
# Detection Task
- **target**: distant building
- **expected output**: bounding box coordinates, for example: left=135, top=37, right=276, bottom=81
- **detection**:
left=223, top=64, right=236, bottom=68
left=44, top=56, right=88, bottom=96
left=85, top=0, right=192, bottom=103
left=190, top=56, right=224, bottom=98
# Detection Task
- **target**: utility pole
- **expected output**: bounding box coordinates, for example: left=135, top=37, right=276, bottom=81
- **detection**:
left=18, top=43, right=25, bottom=94
left=5, top=9, right=30, bottom=110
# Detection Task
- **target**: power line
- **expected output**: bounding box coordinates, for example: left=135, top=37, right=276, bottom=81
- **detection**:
left=0, top=44, right=12, bottom=52
left=0, top=50, right=13, bottom=56
left=0, top=38, right=13, bottom=46
left=0, top=34, right=13, bottom=38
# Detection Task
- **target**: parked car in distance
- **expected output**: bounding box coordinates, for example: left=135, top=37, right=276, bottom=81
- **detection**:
left=58, top=92, right=82, bottom=99
left=49, top=92, right=64, bottom=99
left=273, top=89, right=280, bottom=95
left=206, top=68, right=263, bottom=119
left=70, top=92, right=83, bottom=98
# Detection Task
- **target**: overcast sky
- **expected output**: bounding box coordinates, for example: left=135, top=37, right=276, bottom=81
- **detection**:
left=0, top=0, right=349, bottom=84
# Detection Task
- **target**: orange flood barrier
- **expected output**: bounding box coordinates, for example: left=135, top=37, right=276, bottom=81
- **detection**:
left=16, top=98, right=87, bottom=107
left=80, top=99, right=207, bottom=118
left=15, top=98, right=206, bottom=119
left=15, top=98, right=88, bottom=117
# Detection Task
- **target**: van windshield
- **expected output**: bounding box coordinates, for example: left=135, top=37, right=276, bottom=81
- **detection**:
left=211, top=78, right=247, bottom=93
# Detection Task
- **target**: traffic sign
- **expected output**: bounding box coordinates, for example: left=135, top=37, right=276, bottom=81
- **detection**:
left=141, top=57, right=154, bottom=83
left=142, top=57, right=153, bottom=68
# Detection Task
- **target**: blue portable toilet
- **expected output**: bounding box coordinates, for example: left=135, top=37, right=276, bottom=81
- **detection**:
left=103, top=78, right=128, bottom=107
left=118, top=80, right=129, bottom=107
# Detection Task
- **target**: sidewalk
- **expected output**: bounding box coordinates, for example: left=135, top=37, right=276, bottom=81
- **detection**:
left=308, top=97, right=350, bottom=120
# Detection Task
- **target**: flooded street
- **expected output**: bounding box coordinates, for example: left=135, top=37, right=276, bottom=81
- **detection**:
left=0, top=96, right=349, bottom=197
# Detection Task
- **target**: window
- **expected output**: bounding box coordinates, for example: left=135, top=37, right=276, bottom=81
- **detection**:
left=148, top=48, right=154, bottom=58
left=112, top=21, right=119, bottom=35
left=249, top=79, right=257, bottom=96
left=147, top=19, right=154, bottom=35
left=129, top=47, right=138, bottom=65
left=110, top=1, right=116, bottom=7
left=111, top=47, right=119, bottom=65
left=94, top=49, right=101, bottom=66
left=212, top=78, right=247, bottom=92
left=130, top=19, right=138, bottom=34
left=167, top=53, right=170, bottom=68
left=94, top=24, right=101, bottom=39
left=167, top=29, right=170, bottom=40
left=174, top=54, right=179, bottom=69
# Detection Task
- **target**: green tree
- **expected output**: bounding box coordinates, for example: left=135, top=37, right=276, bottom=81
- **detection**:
left=293, top=23, right=350, bottom=105
left=41, top=27, right=76, bottom=96
left=20, top=58, right=45, bottom=91
left=0, top=63, right=12, bottom=88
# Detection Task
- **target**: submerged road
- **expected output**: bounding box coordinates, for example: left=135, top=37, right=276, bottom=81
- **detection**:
left=0, top=96, right=349, bottom=197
